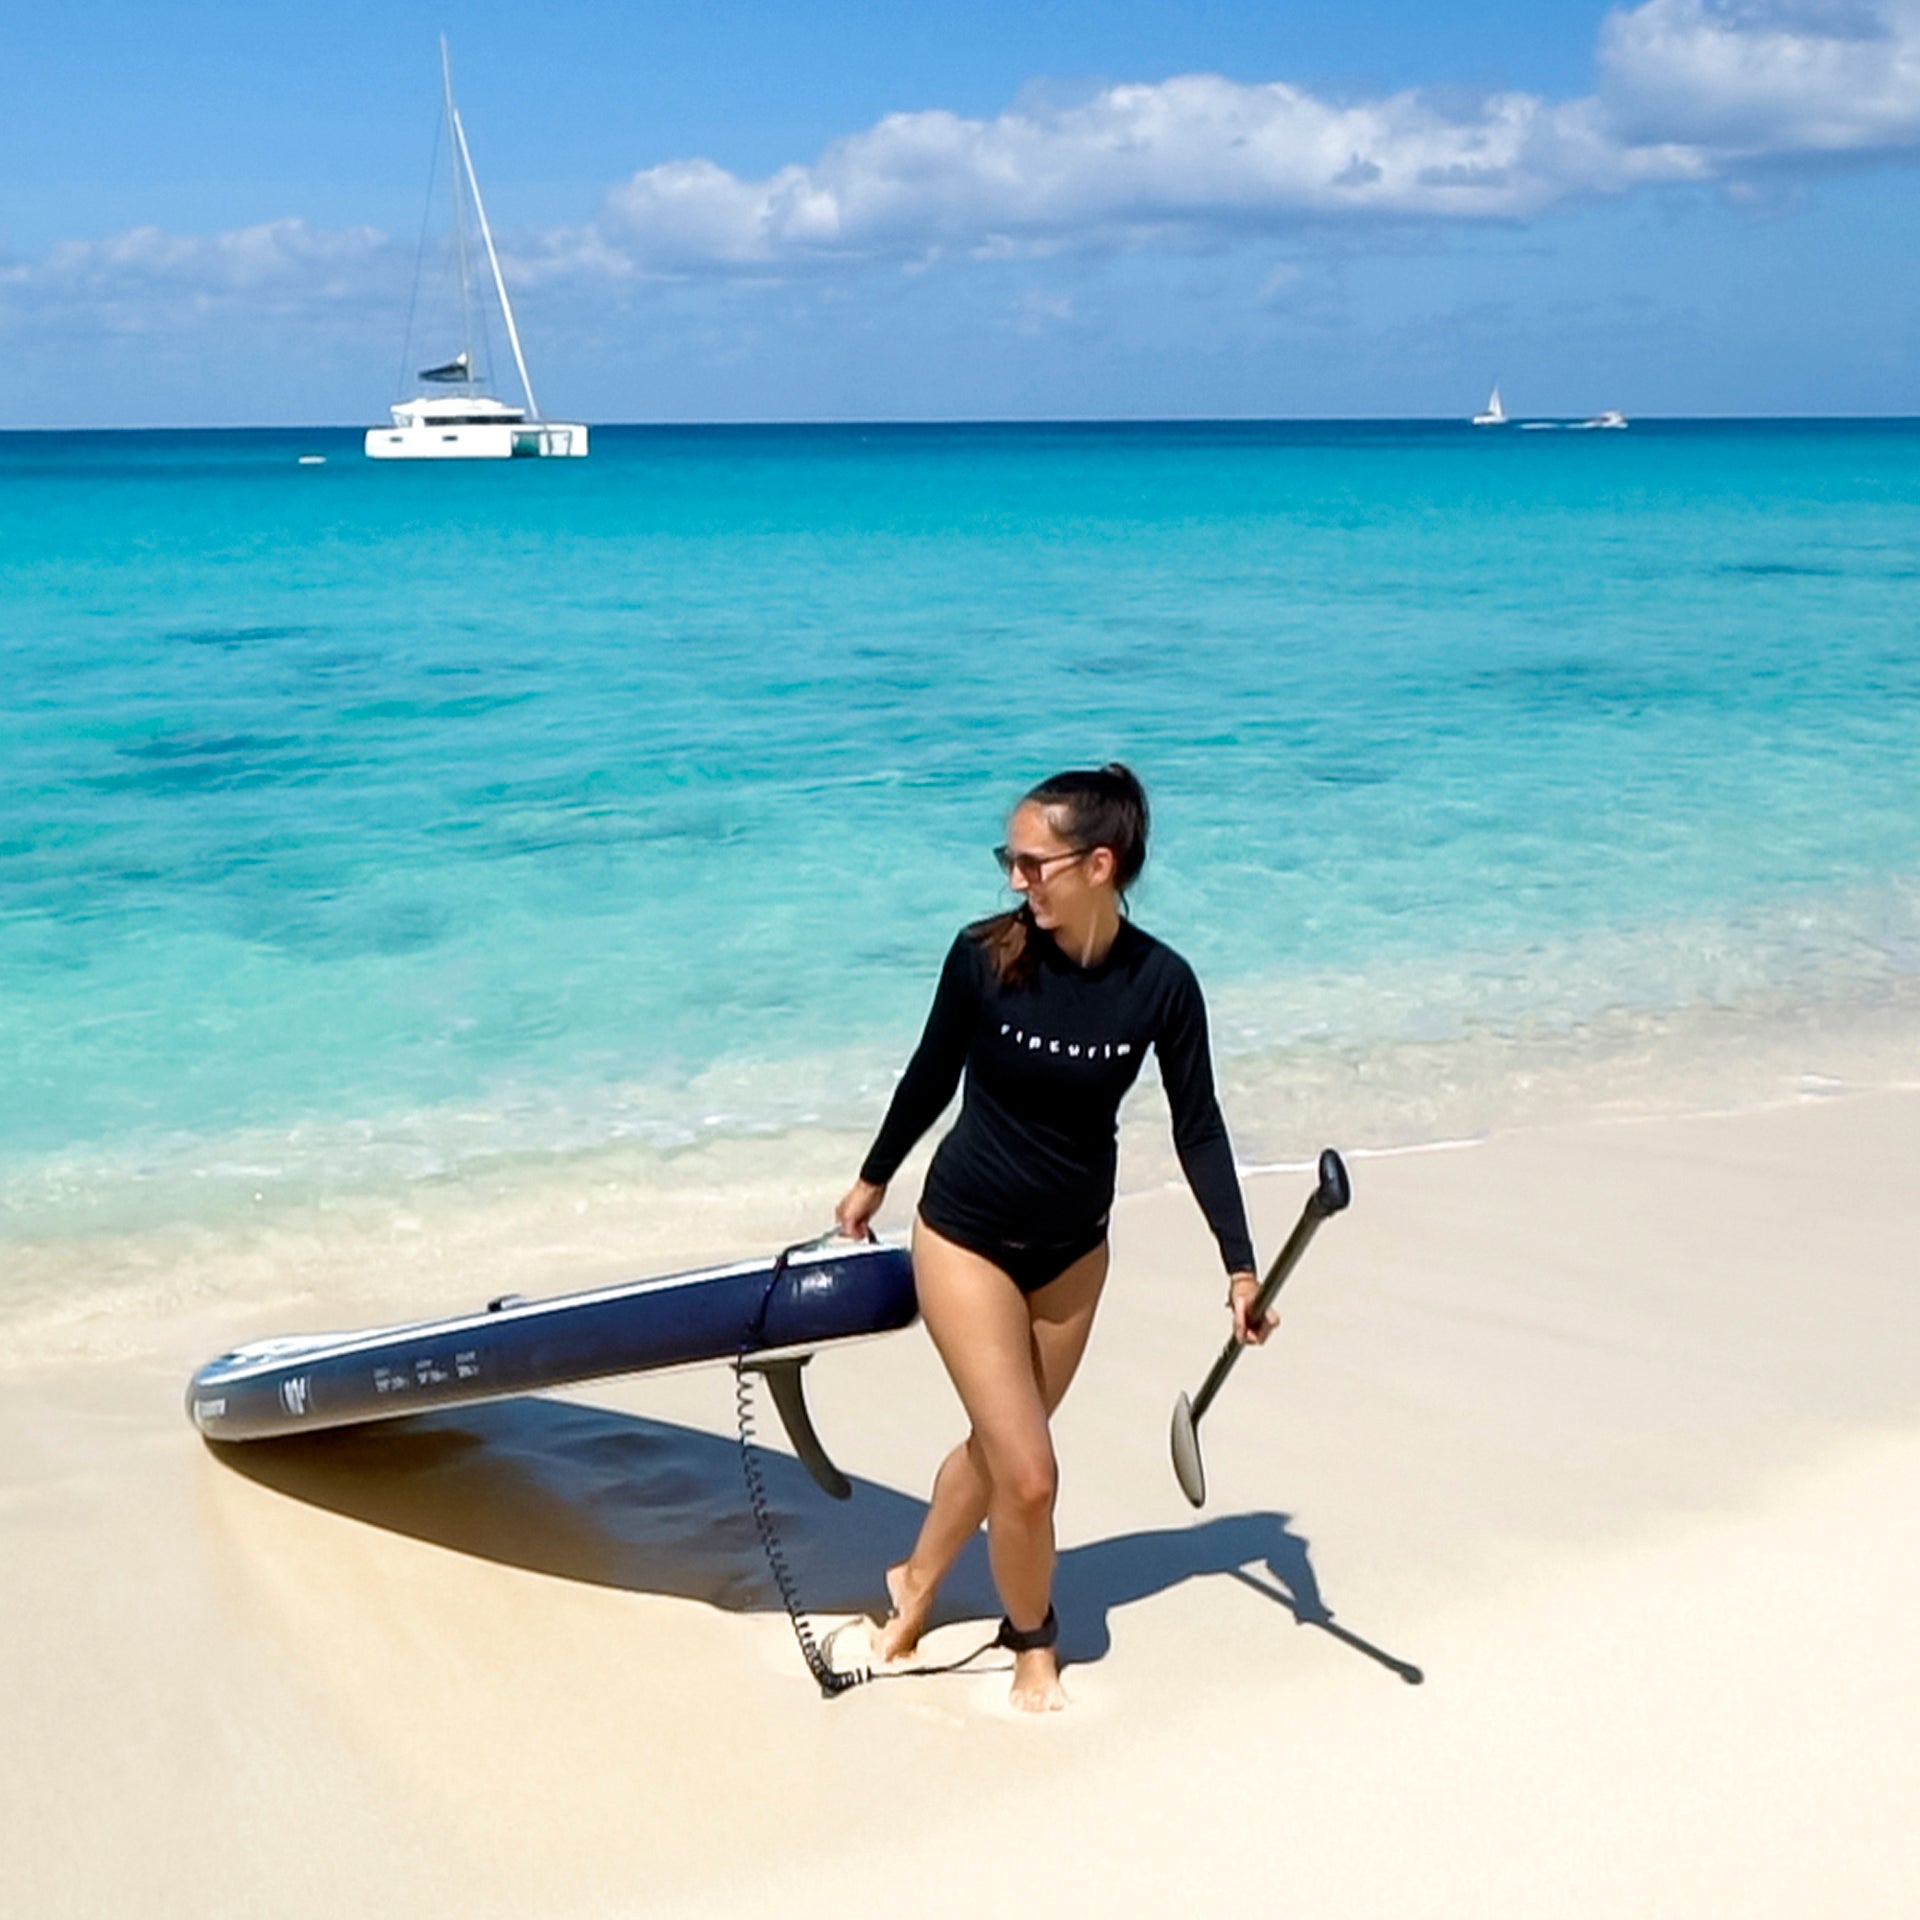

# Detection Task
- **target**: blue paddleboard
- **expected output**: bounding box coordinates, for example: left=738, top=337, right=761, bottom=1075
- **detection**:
left=185, top=1239, right=917, bottom=1494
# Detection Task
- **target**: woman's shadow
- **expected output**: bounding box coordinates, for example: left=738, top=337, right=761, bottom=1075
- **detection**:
left=212, top=1393, right=1420, bottom=1685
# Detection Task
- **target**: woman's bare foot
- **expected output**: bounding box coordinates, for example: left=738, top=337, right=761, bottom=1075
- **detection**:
left=870, top=1563, right=935, bottom=1664
left=1009, top=1647, right=1069, bottom=1713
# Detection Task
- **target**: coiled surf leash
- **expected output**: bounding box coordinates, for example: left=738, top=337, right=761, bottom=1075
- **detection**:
left=734, top=1231, right=1010, bottom=1699
left=735, top=1232, right=863, bottom=1696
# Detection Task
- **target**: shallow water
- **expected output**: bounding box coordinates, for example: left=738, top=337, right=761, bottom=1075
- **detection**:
left=4, top=419, right=1917, bottom=1296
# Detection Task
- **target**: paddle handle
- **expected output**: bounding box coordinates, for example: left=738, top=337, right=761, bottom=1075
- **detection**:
left=1187, top=1149, right=1350, bottom=1427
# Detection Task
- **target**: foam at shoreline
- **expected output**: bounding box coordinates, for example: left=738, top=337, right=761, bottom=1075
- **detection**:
left=7, top=976, right=1914, bottom=1367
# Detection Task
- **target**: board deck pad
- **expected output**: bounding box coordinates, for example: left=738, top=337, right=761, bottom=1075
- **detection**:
left=186, top=1241, right=917, bottom=1444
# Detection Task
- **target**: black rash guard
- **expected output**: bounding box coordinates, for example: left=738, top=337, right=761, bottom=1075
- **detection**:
left=860, top=918, right=1256, bottom=1276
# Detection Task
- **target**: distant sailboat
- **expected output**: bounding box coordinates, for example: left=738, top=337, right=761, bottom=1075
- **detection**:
left=365, top=39, right=587, bottom=461
left=1471, top=384, right=1508, bottom=428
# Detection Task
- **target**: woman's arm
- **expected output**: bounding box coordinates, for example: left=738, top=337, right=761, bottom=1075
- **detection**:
left=1157, top=974, right=1273, bottom=1341
left=841, top=935, right=977, bottom=1229
left=1155, top=962, right=1257, bottom=1279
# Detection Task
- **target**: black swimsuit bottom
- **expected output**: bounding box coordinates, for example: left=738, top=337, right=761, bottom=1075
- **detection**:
left=918, top=1205, right=1109, bottom=1296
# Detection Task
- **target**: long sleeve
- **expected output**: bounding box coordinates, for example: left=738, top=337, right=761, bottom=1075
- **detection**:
left=859, top=935, right=977, bottom=1185
left=1155, top=965, right=1256, bottom=1275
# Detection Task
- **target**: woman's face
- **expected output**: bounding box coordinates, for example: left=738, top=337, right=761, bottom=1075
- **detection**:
left=1001, top=800, right=1114, bottom=929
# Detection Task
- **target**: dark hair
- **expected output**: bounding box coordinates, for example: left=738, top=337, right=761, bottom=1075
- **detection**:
left=973, top=763, right=1151, bottom=988
left=1027, top=762, right=1150, bottom=889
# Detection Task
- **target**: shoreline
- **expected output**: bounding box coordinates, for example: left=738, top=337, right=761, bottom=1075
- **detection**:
left=5, top=976, right=1917, bottom=1365
left=4, top=1083, right=1917, bottom=1915
left=8, top=852, right=1919, bottom=1273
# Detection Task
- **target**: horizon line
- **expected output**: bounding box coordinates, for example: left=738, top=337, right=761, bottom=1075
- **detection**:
left=5, top=410, right=1918, bottom=435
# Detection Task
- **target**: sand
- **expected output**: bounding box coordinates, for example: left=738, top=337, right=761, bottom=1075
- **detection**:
left=3, top=1086, right=1917, bottom=1917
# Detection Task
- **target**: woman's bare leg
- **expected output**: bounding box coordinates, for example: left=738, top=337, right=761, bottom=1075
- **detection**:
left=874, top=1221, right=1107, bottom=1710
left=877, top=1224, right=1107, bottom=1639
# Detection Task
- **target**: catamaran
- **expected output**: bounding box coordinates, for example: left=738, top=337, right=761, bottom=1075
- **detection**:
left=1471, top=384, right=1508, bottom=428
left=366, top=40, right=587, bottom=460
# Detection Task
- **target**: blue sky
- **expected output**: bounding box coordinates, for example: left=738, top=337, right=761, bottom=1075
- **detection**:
left=3, top=1, right=1916, bottom=425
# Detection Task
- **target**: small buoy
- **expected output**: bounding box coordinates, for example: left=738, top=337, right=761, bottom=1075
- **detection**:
left=297, top=454, right=326, bottom=466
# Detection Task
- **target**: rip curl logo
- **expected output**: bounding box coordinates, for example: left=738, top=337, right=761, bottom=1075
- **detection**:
left=1000, top=1023, right=1133, bottom=1061
left=279, top=1375, right=311, bottom=1417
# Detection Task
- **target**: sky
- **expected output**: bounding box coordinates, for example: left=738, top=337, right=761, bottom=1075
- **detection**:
left=2, top=1, right=1917, bottom=425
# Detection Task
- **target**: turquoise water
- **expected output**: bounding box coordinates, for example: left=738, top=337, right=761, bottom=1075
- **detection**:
left=4, top=420, right=1918, bottom=1257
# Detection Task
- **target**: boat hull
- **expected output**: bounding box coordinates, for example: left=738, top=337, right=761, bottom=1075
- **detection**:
left=364, top=421, right=589, bottom=459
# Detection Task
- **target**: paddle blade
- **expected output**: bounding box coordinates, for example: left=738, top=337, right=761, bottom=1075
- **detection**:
left=1170, top=1392, right=1207, bottom=1508
left=1316, top=1147, right=1352, bottom=1216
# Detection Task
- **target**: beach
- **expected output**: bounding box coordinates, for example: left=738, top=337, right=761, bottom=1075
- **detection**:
left=5, top=1082, right=1916, bottom=1918
left=3, top=418, right=1916, bottom=1913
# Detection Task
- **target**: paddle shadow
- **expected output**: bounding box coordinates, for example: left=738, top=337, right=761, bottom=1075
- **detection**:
left=1055, top=1515, right=1423, bottom=1685
left=211, top=1393, right=1420, bottom=1683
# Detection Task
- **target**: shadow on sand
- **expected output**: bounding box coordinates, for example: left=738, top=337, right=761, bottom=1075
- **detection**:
left=213, top=1393, right=1421, bottom=1685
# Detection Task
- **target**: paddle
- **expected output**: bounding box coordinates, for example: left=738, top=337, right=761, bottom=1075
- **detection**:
left=1170, top=1148, right=1351, bottom=1508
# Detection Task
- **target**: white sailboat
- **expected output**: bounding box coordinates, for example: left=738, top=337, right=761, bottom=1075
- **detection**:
left=366, top=40, right=587, bottom=461
left=1471, top=383, right=1508, bottom=428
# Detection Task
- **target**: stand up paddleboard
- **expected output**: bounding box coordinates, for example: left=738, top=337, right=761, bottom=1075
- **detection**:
left=185, top=1239, right=916, bottom=1498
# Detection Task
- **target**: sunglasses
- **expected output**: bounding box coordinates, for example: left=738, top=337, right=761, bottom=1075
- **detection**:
left=994, top=844, right=1088, bottom=885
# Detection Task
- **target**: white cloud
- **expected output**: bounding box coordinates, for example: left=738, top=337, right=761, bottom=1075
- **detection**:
left=1, top=218, right=390, bottom=333
left=1599, top=0, right=1920, bottom=152
left=11, top=218, right=387, bottom=293
left=580, top=0, right=1920, bottom=274
left=1008, top=289, right=1076, bottom=336
left=6, top=0, right=1918, bottom=330
left=592, top=78, right=1626, bottom=272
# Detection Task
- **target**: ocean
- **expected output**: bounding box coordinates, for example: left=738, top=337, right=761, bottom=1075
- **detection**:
left=4, top=420, right=1917, bottom=1323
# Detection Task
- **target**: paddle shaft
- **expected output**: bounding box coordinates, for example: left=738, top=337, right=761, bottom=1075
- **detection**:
left=1187, top=1194, right=1333, bottom=1428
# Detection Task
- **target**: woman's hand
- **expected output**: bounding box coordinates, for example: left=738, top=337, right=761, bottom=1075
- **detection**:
left=835, top=1178, right=886, bottom=1241
left=1228, top=1271, right=1275, bottom=1346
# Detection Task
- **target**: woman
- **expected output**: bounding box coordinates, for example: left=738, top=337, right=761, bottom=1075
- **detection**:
left=835, top=764, right=1272, bottom=1713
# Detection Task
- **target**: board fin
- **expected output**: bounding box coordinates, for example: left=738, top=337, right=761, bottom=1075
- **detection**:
left=744, top=1355, right=851, bottom=1499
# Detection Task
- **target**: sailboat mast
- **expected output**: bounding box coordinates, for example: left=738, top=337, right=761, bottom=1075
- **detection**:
left=448, top=75, right=541, bottom=421
left=440, top=37, right=480, bottom=387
